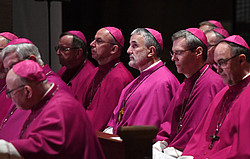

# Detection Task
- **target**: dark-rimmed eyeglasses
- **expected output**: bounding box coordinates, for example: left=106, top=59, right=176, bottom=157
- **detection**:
left=215, top=54, right=240, bottom=68
left=169, top=47, right=197, bottom=57
left=6, top=85, right=25, bottom=98
left=55, top=46, right=79, bottom=53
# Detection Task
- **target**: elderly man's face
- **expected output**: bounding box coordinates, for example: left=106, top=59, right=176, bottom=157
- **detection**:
left=90, top=28, right=115, bottom=64
left=56, top=35, right=79, bottom=68
left=127, top=34, right=150, bottom=71
left=6, top=69, right=26, bottom=109
left=214, top=42, right=241, bottom=85
left=171, top=38, right=197, bottom=78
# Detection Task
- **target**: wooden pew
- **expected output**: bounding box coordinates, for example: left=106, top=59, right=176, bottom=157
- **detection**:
left=97, top=126, right=157, bottom=159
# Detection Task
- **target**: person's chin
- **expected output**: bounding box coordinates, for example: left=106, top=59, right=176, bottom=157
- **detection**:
left=128, top=61, right=134, bottom=67
left=92, top=54, right=98, bottom=60
left=176, top=66, right=182, bottom=73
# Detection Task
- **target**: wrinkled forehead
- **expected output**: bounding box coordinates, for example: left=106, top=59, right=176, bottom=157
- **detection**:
left=3, top=51, right=20, bottom=68
left=205, top=31, right=217, bottom=44
left=129, top=33, right=145, bottom=45
left=95, top=28, right=114, bottom=41
left=172, top=37, right=187, bottom=49
left=214, top=42, right=232, bottom=59
left=59, top=35, right=74, bottom=45
left=6, top=69, right=18, bottom=85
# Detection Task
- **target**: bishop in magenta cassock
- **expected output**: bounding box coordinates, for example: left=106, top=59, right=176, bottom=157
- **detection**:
left=56, top=30, right=96, bottom=104
left=153, top=28, right=226, bottom=158
left=0, top=60, right=105, bottom=159
left=82, top=27, right=134, bottom=131
left=0, top=38, right=72, bottom=142
left=107, top=28, right=180, bottom=134
left=181, top=35, right=250, bottom=159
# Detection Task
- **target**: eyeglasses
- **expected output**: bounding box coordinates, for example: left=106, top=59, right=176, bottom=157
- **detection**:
left=55, top=46, right=79, bottom=53
left=6, top=85, right=25, bottom=98
left=215, top=54, right=240, bottom=68
left=92, top=38, right=117, bottom=45
left=170, top=47, right=197, bottom=57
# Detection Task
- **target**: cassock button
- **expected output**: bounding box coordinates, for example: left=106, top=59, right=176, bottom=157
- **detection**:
left=204, top=152, right=207, bottom=155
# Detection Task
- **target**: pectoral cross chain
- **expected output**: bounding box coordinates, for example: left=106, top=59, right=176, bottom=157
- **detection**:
left=209, top=128, right=220, bottom=149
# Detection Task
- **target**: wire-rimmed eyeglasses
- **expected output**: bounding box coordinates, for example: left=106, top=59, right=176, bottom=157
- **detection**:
left=169, top=47, right=197, bottom=57
left=6, top=85, right=25, bottom=98
left=55, top=46, right=79, bottom=53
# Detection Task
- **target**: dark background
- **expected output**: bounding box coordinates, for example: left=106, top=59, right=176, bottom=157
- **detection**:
left=2, top=0, right=250, bottom=82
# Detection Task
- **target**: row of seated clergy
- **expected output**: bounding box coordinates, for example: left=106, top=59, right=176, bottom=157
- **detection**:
left=56, top=28, right=134, bottom=131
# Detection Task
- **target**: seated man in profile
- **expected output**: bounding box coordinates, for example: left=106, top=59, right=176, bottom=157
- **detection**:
left=181, top=35, right=250, bottom=159
left=153, top=28, right=225, bottom=159
left=0, top=60, right=105, bottom=159
left=107, top=28, right=180, bottom=134
left=56, top=30, right=96, bottom=103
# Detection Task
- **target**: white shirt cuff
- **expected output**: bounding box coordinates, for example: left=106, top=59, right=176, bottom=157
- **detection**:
left=0, top=139, right=23, bottom=159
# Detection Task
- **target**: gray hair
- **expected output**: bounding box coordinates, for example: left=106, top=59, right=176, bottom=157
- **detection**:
left=1, top=43, right=44, bottom=66
left=171, top=30, right=208, bottom=61
left=222, top=41, right=250, bottom=63
left=131, top=28, right=162, bottom=57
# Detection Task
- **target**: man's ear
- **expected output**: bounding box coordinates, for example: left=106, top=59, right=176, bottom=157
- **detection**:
left=194, top=46, right=204, bottom=59
left=110, top=45, right=119, bottom=55
left=76, top=48, right=84, bottom=58
left=24, top=85, right=32, bottom=99
left=28, top=55, right=37, bottom=62
left=148, top=46, right=156, bottom=58
left=239, top=54, right=246, bottom=64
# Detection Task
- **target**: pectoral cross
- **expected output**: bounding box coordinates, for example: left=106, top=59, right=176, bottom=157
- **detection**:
left=118, top=107, right=124, bottom=123
left=209, top=128, right=220, bottom=149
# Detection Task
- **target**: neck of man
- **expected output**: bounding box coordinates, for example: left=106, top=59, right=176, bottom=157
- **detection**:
left=26, top=82, right=52, bottom=110
left=139, top=58, right=161, bottom=72
left=184, top=61, right=206, bottom=79
left=97, top=54, right=119, bottom=66
left=66, top=56, right=86, bottom=69
left=233, top=67, right=250, bottom=85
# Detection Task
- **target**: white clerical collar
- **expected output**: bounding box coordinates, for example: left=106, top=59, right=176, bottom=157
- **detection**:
left=242, top=72, right=250, bottom=80
left=141, top=60, right=161, bottom=73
